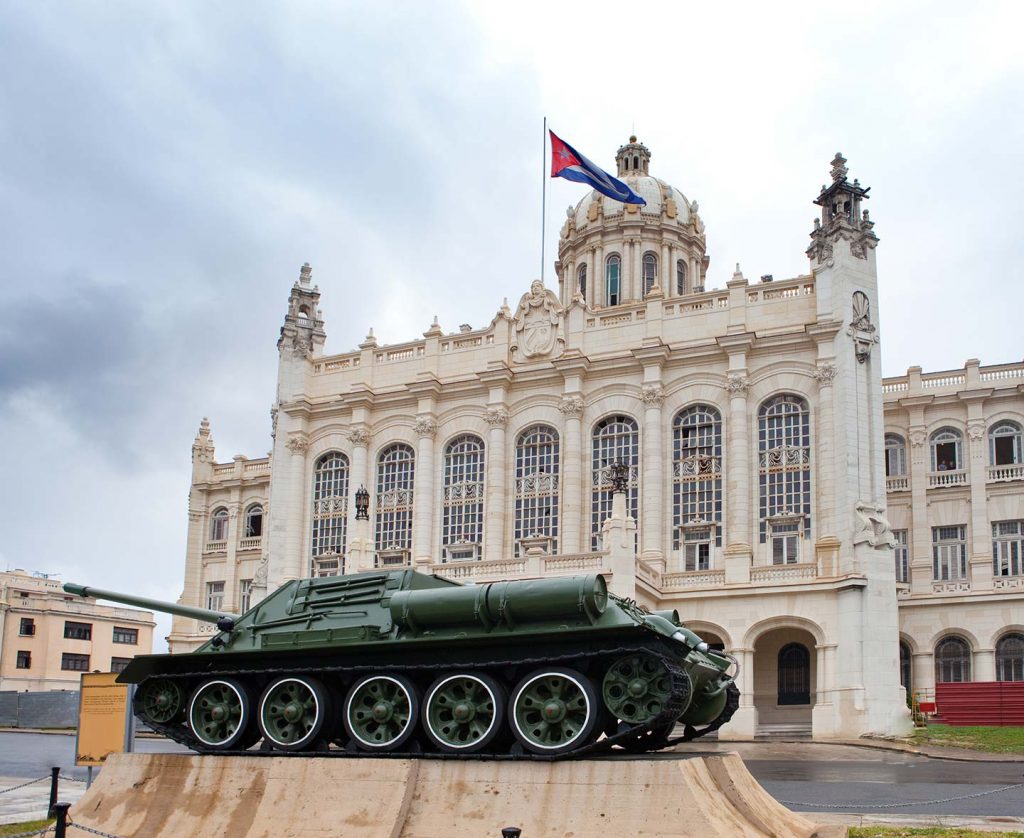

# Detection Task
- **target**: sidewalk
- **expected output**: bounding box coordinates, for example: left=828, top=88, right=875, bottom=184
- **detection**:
left=816, top=812, right=1024, bottom=832
left=715, top=736, right=1024, bottom=763
left=0, top=775, right=86, bottom=826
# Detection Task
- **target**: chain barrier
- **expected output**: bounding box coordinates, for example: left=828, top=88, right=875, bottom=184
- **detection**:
left=780, top=781, right=1024, bottom=810
left=0, top=775, right=50, bottom=795
left=58, top=775, right=87, bottom=784
left=67, top=819, right=122, bottom=838
left=2, top=827, right=54, bottom=838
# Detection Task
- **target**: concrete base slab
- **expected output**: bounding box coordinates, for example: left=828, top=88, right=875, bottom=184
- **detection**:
left=69, top=752, right=844, bottom=837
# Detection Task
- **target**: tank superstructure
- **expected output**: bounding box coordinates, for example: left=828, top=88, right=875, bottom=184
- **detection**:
left=64, top=570, right=738, bottom=757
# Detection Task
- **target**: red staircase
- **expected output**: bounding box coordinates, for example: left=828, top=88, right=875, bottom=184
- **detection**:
left=934, top=681, right=1024, bottom=726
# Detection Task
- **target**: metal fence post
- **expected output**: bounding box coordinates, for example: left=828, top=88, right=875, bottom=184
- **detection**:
left=48, top=766, right=60, bottom=817
left=54, top=802, right=70, bottom=838
left=501, top=828, right=522, bottom=838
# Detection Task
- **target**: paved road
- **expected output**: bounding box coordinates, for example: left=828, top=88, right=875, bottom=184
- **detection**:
left=0, top=733, right=1020, bottom=817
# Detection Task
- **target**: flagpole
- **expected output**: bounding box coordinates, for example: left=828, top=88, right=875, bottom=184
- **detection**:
left=541, top=116, right=547, bottom=283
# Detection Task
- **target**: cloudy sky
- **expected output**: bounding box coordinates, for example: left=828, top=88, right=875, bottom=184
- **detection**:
left=1, top=1, right=1021, bottom=649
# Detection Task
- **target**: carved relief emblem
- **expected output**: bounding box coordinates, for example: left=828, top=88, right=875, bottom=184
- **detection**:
left=814, top=363, right=838, bottom=386
left=558, top=396, right=584, bottom=417
left=414, top=417, right=438, bottom=438
left=285, top=432, right=310, bottom=455
left=640, top=384, right=665, bottom=406
left=511, top=280, right=564, bottom=364
left=724, top=373, right=750, bottom=396
left=347, top=427, right=371, bottom=448
left=484, top=408, right=509, bottom=427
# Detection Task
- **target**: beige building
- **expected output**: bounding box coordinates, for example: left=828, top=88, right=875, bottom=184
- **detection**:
left=0, top=570, right=155, bottom=691
left=170, top=139, right=1023, bottom=738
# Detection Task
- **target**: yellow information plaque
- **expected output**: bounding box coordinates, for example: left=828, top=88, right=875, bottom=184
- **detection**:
left=75, top=672, right=134, bottom=767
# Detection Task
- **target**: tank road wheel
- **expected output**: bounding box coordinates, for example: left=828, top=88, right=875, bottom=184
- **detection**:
left=344, top=674, right=419, bottom=751
left=188, top=678, right=254, bottom=751
left=602, top=653, right=674, bottom=726
left=258, top=676, right=330, bottom=752
left=423, top=673, right=505, bottom=753
left=136, top=678, right=185, bottom=725
left=509, top=667, right=599, bottom=755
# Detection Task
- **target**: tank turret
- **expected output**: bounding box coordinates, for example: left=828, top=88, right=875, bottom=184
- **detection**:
left=65, top=570, right=737, bottom=758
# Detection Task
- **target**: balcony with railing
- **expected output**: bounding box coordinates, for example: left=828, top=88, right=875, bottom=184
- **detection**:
left=430, top=552, right=608, bottom=583
left=988, top=463, right=1024, bottom=483
left=928, top=470, right=968, bottom=488
left=238, top=537, right=262, bottom=552
left=203, top=540, right=227, bottom=554
left=750, top=562, right=818, bottom=584
left=886, top=475, right=909, bottom=492
left=661, top=569, right=726, bottom=591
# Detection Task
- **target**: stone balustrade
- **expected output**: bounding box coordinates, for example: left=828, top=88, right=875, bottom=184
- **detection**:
left=238, top=537, right=262, bottom=552
left=661, top=569, right=726, bottom=590
left=203, top=540, right=227, bottom=554
left=750, top=562, right=818, bottom=584
left=886, top=475, right=909, bottom=492
left=988, top=463, right=1024, bottom=483
left=928, top=470, right=968, bottom=488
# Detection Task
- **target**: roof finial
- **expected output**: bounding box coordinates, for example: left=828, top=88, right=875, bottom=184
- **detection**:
left=299, top=262, right=312, bottom=286
left=830, top=152, right=848, bottom=183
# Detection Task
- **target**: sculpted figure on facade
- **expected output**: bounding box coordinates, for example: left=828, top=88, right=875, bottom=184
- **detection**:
left=511, top=280, right=564, bottom=363
left=689, top=200, right=705, bottom=235
left=852, top=501, right=897, bottom=549
left=849, top=290, right=879, bottom=363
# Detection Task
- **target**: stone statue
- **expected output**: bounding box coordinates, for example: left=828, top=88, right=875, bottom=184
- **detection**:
left=852, top=501, right=897, bottom=549
left=512, top=280, right=564, bottom=363
left=690, top=200, right=705, bottom=235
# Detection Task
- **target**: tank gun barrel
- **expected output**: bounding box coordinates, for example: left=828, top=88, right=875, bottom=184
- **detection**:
left=62, top=583, right=236, bottom=630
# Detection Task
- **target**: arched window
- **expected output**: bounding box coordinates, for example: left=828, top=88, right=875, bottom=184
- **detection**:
left=778, top=643, right=810, bottom=705
left=605, top=254, right=621, bottom=306
left=591, top=415, right=639, bottom=550
left=885, top=434, right=907, bottom=477
left=673, top=406, right=723, bottom=570
left=514, top=425, right=560, bottom=555
left=935, top=635, right=971, bottom=683
left=375, top=444, right=415, bottom=566
left=676, top=259, right=687, bottom=295
left=210, top=507, right=229, bottom=542
left=243, top=504, right=263, bottom=539
left=642, top=252, right=657, bottom=297
left=577, top=263, right=587, bottom=301
left=899, top=641, right=912, bottom=693
left=930, top=428, right=962, bottom=472
left=442, top=435, right=485, bottom=560
left=311, top=452, right=349, bottom=575
left=758, top=395, right=811, bottom=560
left=990, top=421, right=1023, bottom=466
left=996, top=632, right=1024, bottom=682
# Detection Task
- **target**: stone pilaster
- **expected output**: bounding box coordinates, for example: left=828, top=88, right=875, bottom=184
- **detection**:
left=484, top=407, right=509, bottom=560
left=813, top=361, right=838, bottom=542
left=413, top=416, right=438, bottom=566
left=718, top=333, right=755, bottom=581
left=346, top=426, right=373, bottom=572
left=640, top=384, right=665, bottom=570
left=558, top=395, right=585, bottom=554
left=962, top=389, right=994, bottom=591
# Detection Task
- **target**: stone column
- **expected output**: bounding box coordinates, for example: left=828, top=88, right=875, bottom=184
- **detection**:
left=559, top=396, right=585, bottom=554
left=640, top=384, right=665, bottom=570
left=223, top=499, right=241, bottom=610
left=413, top=417, right=438, bottom=566
left=484, top=407, right=509, bottom=560
left=813, top=362, right=838, bottom=542
left=723, top=370, right=752, bottom=581
left=720, top=647, right=756, bottom=739
left=661, top=243, right=671, bottom=295
left=268, top=430, right=311, bottom=588
left=345, top=427, right=373, bottom=571
left=631, top=238, right=642, bottom=300
left=588, top=247, right=597, bottom=306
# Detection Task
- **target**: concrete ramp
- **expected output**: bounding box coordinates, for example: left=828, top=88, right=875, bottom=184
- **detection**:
left=69, top=752, right=844, bottom=838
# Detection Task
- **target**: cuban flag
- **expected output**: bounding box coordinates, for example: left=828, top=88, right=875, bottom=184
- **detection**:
left=549, top=130, right=645, bottom=205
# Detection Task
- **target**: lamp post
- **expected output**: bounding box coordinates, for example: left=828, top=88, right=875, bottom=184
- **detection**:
left=355, top=485, right=369, bottom=520
left=609, top=460, right=630, bottom=495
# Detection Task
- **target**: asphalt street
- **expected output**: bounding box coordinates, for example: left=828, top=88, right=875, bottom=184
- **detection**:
left=0, top=733, right=1020, bottom=817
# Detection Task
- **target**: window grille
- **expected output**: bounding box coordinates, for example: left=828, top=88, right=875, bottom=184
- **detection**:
left=672, top=406, right=722, bottom=553
left=930, top=428, right=962, bottom=472
left=210, top=507, right=229, bottom=541
left=311, top=452, right=349, bottom=573
left=375, top=443, right=415, bottom=565
left=244, top=504, right=263, bottom=538
left=990, top=422, right=1023, bottom=466
left=605, top=255, right=621, bottom=306
left=777, top=643, right=810, bottom=705
left=993, top=520, right=1023, bottom=577
left=591, top=415, right=639, bottom=550
left=676, top=259, right=687, bottom=295
left=934, top=635, right=971, bottom=683
left=996, top=633, right=1024, bottom=682
left=642, top=252, right=657, bottom=297
left=894, top=530, right=909, bottom=583
left=884, top=434, right=907, bottom=476
left=758, top=395, right=811, bottom=543
left=238, top=578, right=253, bottom=612
left=932, top=525, right=967, bottom=581
left=206, top=581, right=225, bottom=611
left=112, top=626, right=138, bottom=645
left=111, top=657, right=131, bottom=674
left=64, top=621, right=92, bottom=641
left=61, top=653, right=90, bottom=672
left=514, top=425, right=560, bottom=556
left=442, top=435, right=485, bottom=559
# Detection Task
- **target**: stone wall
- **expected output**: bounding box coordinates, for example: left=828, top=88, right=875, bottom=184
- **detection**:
left=0, top=689, right=79, bottom=728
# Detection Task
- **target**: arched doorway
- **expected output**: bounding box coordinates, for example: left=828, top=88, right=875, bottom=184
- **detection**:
left=753, top=626, right=816, bottom=736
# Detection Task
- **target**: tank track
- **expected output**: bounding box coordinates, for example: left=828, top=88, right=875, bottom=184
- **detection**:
left=138, top=639, right=736, bottom=760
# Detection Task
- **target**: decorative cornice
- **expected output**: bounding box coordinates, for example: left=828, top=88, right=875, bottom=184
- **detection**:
left=414, top=417, right=438, bottom=439
left=724, top=373, right=750, bottom=397
left=558, top=396, right=584, bottom=417
left=813, top=363, right=839, bottom=386
left=484, top=407, right=509, bottom=427
left=640, top=384, right=665, bottom=406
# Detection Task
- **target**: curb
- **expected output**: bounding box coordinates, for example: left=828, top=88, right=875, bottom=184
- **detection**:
left=815, top=812, right=1024, bottom=832
left=712, top=737, right=1024, bottom=764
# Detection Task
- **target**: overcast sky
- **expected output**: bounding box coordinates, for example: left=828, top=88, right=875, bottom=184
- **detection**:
left=1, top=1, right=1021, bottom=650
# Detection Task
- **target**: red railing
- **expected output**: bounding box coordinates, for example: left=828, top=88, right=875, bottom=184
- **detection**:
left=934, top=681, right=1024, bottom=726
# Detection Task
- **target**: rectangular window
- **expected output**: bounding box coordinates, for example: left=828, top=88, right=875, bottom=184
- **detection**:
left=110, top=657, right=131, bottom=674
left=238, top=579, right=253, bottom=612
left=64, top=621, right=92, bottom=641
left=932, top=525, right=967, bottom=581
left=61, top=653, right=90, bottom=672
left=206, top=581, right=225, bottom=611
left=683, top=530, right=711, bottom=572
left=993, top=520, right=1023, bottom=577
left=112, top=626, right=138, bottom=645
left=19, top=617, right=35, bottom=636
left=312, top=558, right=340, bottom=577
left=771, top=522, right=800, bottom=565
left=894, top=530, right=909, bottom=583
left=16, top=650, right=31, bottom=669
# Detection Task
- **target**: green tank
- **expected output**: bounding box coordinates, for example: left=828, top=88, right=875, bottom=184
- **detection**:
left=64, top=571, right=738, bottom=758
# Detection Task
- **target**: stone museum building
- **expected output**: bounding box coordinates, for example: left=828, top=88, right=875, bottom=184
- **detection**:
left=170, top=138, right=1023, bottom=739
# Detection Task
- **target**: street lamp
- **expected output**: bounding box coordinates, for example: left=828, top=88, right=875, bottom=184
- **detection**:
left=355, top=485, right=369, bottom=520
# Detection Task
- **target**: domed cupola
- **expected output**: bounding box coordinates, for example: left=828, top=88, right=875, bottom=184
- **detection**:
left=556, top=137, right=710, bottom=309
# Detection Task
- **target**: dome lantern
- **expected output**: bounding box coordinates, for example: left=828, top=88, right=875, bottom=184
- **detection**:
left=615, top=136, right=651, bottom=177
